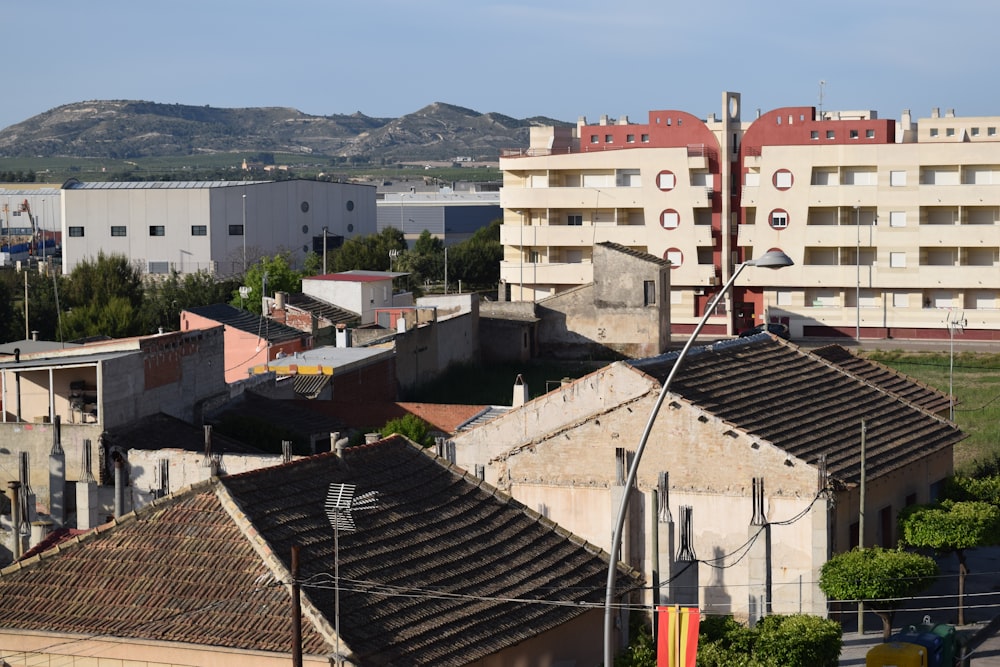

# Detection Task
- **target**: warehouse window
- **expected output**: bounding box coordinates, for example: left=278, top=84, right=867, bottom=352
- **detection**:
left=228, top=225, right=244, bottom=236
left=110, top=226, right=126, bottom=237
left=68, top=226, right=84, bottom=237
left=149, top=226, right=165, bottom=237
left=191, top=225, right=207, bottom=236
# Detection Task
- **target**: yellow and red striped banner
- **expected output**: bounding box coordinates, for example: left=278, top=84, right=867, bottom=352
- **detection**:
left=657, top=605, right=700, bottom=667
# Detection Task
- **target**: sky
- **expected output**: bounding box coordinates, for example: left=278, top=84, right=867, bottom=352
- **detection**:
left=5, top=0, right=1000, bottom=132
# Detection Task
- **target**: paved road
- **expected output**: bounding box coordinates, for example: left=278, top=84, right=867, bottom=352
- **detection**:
left=838, top=547, right=1000, bottom=665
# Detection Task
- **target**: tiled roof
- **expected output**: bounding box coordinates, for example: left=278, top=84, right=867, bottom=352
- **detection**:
left=597, top=241, right=672, bottom=267
left=300, top=401, right=492, bottom=434
left=0, top=436, right=638, bottom=664
left=629, top=335, right=964, bottom=486
left=809, top=344, right=953, bottom=415
left=185, top=303, right=304, bottom=343
left=287, top=292, right=360, bottom=326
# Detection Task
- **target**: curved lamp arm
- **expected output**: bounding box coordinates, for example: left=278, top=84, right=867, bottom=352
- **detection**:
left=602, top=250, right=792, bottom=666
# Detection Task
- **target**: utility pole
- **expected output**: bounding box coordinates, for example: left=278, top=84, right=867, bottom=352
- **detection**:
left=857, top=419, right=866, bottom=633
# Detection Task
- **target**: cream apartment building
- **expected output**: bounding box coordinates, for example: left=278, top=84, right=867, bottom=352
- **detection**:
left=500, top=92, right=1000, bottom=340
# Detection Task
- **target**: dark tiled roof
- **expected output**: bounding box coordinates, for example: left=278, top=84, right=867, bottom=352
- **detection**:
left=597, top=241, right=672, bottom=267
left=629, top=335, right=964, bottom=486
left=810, top=345, right=953, bottom=415
left=102, top=412, right=265, bottom=454
left=287, top=292, right=360, bottom=326
left=300, top=401, right=492, bottom=434
left=0, top=437, right=638, bottom=664
left=222, top=436, right=637, bottom=665
left=186, top=303, right=304, bottom=343
left=207, top=392, right=346, bottom=440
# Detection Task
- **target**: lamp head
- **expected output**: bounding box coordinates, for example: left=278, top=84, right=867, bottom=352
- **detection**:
left=745, top=249, right=794, bottom=269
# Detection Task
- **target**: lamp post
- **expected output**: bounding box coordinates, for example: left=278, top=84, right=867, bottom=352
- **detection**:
left=602, top=249, right=794, bottom=666
left=322, top=226, right=329, bottom=275
left=855, top=205, right=860, bottom=341
left=242, top=192, right=248, bottom=276
left=947, top=310, right=966, bottom=422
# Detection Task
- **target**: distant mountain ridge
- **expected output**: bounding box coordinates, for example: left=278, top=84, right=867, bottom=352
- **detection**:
left=0, top=100, right=571, bottom=162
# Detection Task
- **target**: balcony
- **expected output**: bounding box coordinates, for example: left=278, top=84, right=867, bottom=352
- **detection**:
left=502, top=185, right=644, bottom=211
left=500, top=261, right=593, bottom=286
left=500, top=224, right=649, bottom=248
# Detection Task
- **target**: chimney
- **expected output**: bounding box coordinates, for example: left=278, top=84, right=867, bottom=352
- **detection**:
left=364, top=432, right=380, bottom=444
left=512, top=374, right=528, bottom=407
left=113, top=453, right=125, bottom=519
left=30, top=331, right=38, bottom=341
left=335, top=437, right=349, bottom=457
left=30, top=519, right=52, bottom=549
left=8, top=481, right=21, bottom=560
left=335, top=324, right=352, bottom=348
left=49, top=415, right=65, bottom=528
left=275, top=291, right=286, bottom=309
left=282, top=440, right=293, bottom=463
left=77, top=439, right=99, bottom=530
left=203, top=425, right=213, bottom=467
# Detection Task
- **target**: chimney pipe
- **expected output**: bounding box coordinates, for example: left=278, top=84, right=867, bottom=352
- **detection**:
left=49, top=415, right=65, bottom=528
left=203, top=425, right=213, bottom=467
left=30, top=331, right=38, bottom=342
left=113, top=454, right=125, bottom=518
left=8, top=481, right=21, bottom=560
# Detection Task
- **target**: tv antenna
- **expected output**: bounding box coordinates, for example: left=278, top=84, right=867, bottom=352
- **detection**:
left=818, top=80, right=826, bottom=118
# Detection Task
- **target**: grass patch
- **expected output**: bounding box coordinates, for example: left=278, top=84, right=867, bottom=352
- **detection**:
left=863, top=351, right=1000, bottom=473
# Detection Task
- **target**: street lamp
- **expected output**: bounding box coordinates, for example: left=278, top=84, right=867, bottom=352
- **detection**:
left=947, top=310, right=966, bottom=422
left=602, top=249, right=794, bottom=666
left=322, top=226, right=329, bottom=275
left=242, top=192, right=248, bottom=276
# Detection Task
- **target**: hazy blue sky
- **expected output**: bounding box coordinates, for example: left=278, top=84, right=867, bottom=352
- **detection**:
left=6, top=0, right=999, bottom=131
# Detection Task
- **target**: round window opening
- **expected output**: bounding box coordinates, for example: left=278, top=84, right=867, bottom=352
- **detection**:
left=302, top=245, right=309, bottom=253
left=660, top=209, right=680, bottom=230
left=346, top=200, right=355, bottom=212
left=769, top=209, right=789, bottom=230
left=772, top=169, right=794, bottom=191
left=302, top=225, right=309, bottom=234
left=663, top=248, right=683, bottom=268
left=656, top=170, right=677, bottom=192
left=347, top=224, right=354, bottom=233
left=301, top=201, right=310, bottom=213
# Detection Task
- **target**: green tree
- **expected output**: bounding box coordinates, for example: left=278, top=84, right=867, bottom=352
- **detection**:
left=898, top=500, right=1000, bottom=625
left=819, top=547, right=938, bottom=640
left=332, top=227, right=407, bottom=273
left=380, top=414, right=433, bottom=447
left=696, top=614, right=841, bottom=667
left=140, top=269, right=240, bottom=332
left=63, top=252, right=144, bottom=314
left=231, top=252, right=303, bottom=314
left=446, top=219, right=502, bottom=289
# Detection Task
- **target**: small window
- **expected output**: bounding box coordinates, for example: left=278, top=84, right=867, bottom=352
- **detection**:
left=989, top=127, right=996, bottom=137
left=68, top=226, right=84, bottom=237
left=850, top=129, right=859, bottom=139
left=148, top=261, right=169, bottom=274
left=605, top=134, right=613, bottom=143
left=346, top=200, right=355, bottom=211
left=644, top=280, right=656, bottom=306
left=641, top=134, right=650, bottom=143
left=228, top=224, right=245, bottom=236
left=890, top=170, right=907, bottom=187
left=660, top=209, right=680, bottom=229
left=191, top=225, right=207, bottom=236
left=826, top=130, right=835, bottom=139
left=946, top=128, right=955, bottom=137
left=149, top=226, right=165, bottom=237
left=971, top=127, right=980, bottom=137
left=866, top=129, right=875, bottom=138
left=590, top=135, right=599, bottom=144
left=769, top=210, right=789, bottom=229
left=893, top=292, right=909, bottom=308
left=110, top=226, right=126, bottom=237
left=930, top=128, right=939, bottom=137
left=627, top=134, right=635, bottom=143
left=810, top=130, right=819, bottom=140
left=300, top=201, right=310, bottom=213
left=890, top=252, right=907, bottom=268
left=567, top=215, right=583, bottom=226
left=889, top=211, right=907, bottom=227
left=656, top=171, right=676, bottom=191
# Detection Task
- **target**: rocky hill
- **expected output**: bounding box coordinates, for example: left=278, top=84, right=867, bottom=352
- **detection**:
left=0, top=100, right=571, bottom=162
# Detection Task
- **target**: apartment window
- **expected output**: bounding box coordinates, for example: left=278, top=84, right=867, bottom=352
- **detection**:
left=110, top=226, right=126, bottom=237
left=866, top=129, right=875, bottom=138
left=528, top=251, right=539, bottom=263
left=567, top=215, right=583, bottom=226
left=810, top=130, right=819, bottom=140
left=660, top=209, right=680, bottom=229
left=989, top=127, right=997, bottom=136
left=890, top=170, right=907, bottom=186
left=776, top=290, right=792, bottom=306
left=890, top=252, right=907, bottom=268
left=889, top=211, right=907, bottom=227
left=605, top=134, right=613, bottom=143
left=946, top=128, right=955, bottom=137
left=590, top=135, right=599, bottom=144
left=643, top=280, right=656, bottom=306
left=228, top=225, right=245, bottom=236
left=149, top=225, right=165, bottom=237
left=68, top=226, right=84, bottom=237
left=641, top=134, right=650, bottom=143
left=664, top=248, right=683, bottom=267
left=656, top=170, right=676, bottom=191
left=773, top=169, right=793, bottom=190
left=930, top=128, right=939, bottom=137
left=972, top=127, right=980, bottom=137
left=893, top=292, right=909, bottom=308
left=627, top=134, right=635, bottom=143
left=769, top=209, right=789, bottom=229
left=850, top=129, right=859, bottom=139
left=191, top=225, right=207, bottom=236
left=826, top=130, right=835, bottom=139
